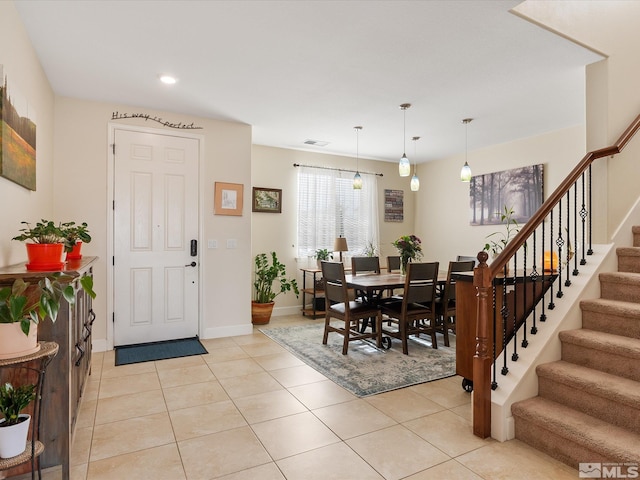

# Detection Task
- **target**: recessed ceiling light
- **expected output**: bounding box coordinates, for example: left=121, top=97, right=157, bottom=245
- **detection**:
left=159, top=75, right=177, bottom=85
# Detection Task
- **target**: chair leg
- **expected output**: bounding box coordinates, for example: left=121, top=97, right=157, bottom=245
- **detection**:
left=322, top=315, right=330, bottom=345
left=342, top=320, right=350, bottom=355
left=430, top=318, right=438, bottom=349
left=375, top=313, right=382, bottom=349
left=400, top=319, right=409, bottom=355
left=441, top=314, right=450, bottom=347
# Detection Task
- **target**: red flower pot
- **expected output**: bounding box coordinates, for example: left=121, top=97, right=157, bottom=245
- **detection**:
left=25, top=243, right=65, bottom=271
left=67, top=242, right=83, bottom=260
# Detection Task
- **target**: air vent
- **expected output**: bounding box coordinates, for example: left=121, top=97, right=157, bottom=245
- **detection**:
left=303, top=139, right=329, bottom=147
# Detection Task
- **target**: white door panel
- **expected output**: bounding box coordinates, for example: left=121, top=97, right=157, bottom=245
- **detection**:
left=114, top=129, right=199, bottom=346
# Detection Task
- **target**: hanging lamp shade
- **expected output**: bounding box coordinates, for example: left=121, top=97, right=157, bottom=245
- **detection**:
left=410, top=174, right=420, bottom=191
left=461, top=118, right=473, bottom=182
left=353, top=171, right=363, bottom=189
left=399, top=154, right=411, bottom=177
left=353, top=126, right=363, bottom=189
left=398, top=104, right=411, bottom=177
left=460, top=161, right=472, bottom=182
left=410, top=136, right=420, bottom=191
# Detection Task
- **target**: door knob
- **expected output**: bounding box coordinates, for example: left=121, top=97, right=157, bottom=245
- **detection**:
left=185, top=261, right=197, bottom=267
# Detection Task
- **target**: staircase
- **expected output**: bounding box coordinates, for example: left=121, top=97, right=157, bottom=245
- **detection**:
left=511, top=226, right=640, bottom=469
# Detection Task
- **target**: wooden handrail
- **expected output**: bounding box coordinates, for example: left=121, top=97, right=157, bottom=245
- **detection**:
left=472, top=113, right=640, bottom=439
left=489, top=113, right=640, bottom=276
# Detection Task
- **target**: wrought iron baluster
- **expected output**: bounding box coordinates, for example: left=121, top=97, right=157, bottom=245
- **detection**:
left=501, top=274, right=509, bottom=376
left=491, top=285, right=498, bottom=390
left=580, top=172, right=587, bottom=266
left=548, top=209, right=556, bottom=309
left=556, top=201, right=564, bottom=298
left=531, top=229, right=539, bottom=333
left=541, top=218, right=548, bottom=320
left=565, top=191, right=572, bottom=287
left=588, top=164, right=593, bottom=255
left=573, top=181, right=579, bottom=275
left=512, top=253, right=519, bottom=362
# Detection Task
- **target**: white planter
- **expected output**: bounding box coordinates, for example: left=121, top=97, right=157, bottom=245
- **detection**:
left=0, top=323, right=39, bottom=360
left=0, top=414, right=30, bottom=458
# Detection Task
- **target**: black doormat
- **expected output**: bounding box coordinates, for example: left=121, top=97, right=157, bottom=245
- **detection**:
left=115, top=337, right=208, bottom=366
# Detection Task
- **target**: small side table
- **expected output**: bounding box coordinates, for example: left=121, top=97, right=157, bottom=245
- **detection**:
left=300, top=268, right=325, bottom=317
left=0, top=342, right=59, bottom=480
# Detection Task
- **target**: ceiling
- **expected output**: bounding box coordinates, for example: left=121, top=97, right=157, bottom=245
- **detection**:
left=15, top=0, right=603, bottom=164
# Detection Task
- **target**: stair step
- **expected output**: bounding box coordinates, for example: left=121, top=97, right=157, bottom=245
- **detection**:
left=512, top=397, right=640, bottom=468
left=617, top=247, right=640, bottom=273
left=633, top=225, right=640, bottom=247
left=537, top=360, right=640, bottom=432
left=559, top=329, right=640, bottom=381
left=599, top=271, right=640, bottom=303
left=580, top=298, right=640, bottom=339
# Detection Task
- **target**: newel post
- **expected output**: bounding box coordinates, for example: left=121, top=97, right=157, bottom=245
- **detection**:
left=473, top=251, right=492, bottom=438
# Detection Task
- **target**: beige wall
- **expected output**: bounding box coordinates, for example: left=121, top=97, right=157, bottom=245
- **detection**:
left=54, top=97, right=253, bottom=347
left=515, top=0, right=640, bottom=240
left=0, top=1, right=55, bottom=266
left=414, top=126, right=586, bottom=267
left=251, top=145, right=417, bottom=314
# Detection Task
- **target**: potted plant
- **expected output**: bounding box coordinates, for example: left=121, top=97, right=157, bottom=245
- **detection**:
left=392, top=234, right=423, bottom=275
left=483, top=206, right=520, bottom=256
left=0, top=274, right=95, bottom=359
left=0, top=382, right=36, bottom=459
left=12, top=220, right=67, bottom=271
left=252, top=252, right=299, bottom=325
left=314, top=248, right=333, bottom=269
left=61, top=222, right=91, bottom=259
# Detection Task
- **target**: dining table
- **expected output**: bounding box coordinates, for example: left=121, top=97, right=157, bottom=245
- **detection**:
left=344, top=271, right=448, bottom=348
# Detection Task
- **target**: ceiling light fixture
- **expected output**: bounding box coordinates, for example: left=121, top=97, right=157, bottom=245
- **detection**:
left=353, top=126, right=363, bottom=190
left=159, top=74, right=177, bottom=85
left=461, top=118, right=473, bottom=182
left=410, top=136, right=420, bottom=192
left=398, top=103, right=411, bottom=177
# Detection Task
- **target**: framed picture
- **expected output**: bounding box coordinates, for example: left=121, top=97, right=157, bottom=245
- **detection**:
left=214, top=182, right=243, bottom=216
left=252, top=187, right=282, bottom=213
left=469, top=164, right=543, bottom=225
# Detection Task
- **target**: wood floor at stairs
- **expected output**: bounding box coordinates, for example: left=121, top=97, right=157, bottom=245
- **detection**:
left=511, top=227, right=640, bottom=469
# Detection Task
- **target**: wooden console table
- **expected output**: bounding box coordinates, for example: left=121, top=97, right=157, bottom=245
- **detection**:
left=0, top=257, right=97, bottom=478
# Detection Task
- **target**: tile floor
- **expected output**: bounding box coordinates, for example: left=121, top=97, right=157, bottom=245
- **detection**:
left=37, top=315, right=578, bottom=479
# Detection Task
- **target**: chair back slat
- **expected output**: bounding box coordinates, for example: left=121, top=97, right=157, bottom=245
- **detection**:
left=444, top=260, right=475, bottom=303
left=321, top=261, right=348, bottom=305
left=403, top=262, right=439, bottom=305
left=351, top=256, right=381, bottom=275
left=387, top=256, right=401, bottom=273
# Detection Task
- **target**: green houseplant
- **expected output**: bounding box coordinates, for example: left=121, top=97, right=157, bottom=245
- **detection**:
left=62, top=222, right=91, bottom=259
left=483, top=206, right=520, bottom=257
left=0, top=382, right=36, bottom=458
left=13, top=220, right=68, bottom=270
left=314, top=248, right=333, bottom=268
left=0, top=274, right=96, bottom=359
left=252, top=252, right=299, bottom=325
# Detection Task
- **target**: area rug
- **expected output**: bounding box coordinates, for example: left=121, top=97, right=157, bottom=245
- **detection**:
left=260, top=323, right=456, bottom=397
left=115, top=337, right=208, bottom=366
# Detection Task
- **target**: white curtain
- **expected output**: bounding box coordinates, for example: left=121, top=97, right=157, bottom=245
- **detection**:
left=297, top=166, right=379, bottom=260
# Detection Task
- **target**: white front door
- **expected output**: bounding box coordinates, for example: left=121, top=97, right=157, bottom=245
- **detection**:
left=113, top=128, right=200, bottom=346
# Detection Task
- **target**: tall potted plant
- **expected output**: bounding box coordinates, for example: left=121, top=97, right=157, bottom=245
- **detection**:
left=0, top=382, right=36, bottom=459
left=252, top=252, right=299, bottom=325
left=0, top=274, right=95, bottom=359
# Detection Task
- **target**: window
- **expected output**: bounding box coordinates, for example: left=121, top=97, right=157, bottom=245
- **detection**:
left=297, top=166, right=379, bottom=259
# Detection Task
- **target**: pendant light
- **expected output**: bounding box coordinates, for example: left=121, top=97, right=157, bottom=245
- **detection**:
left=460, top=118, right=473, bottom=182
left=410, top=136, right=420, bottom=191
left=398, top=103, right=411, bottom=177
left=353, top=126, right=363, bottom=190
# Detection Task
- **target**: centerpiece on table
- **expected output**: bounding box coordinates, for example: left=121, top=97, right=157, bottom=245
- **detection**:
left=392, top=234, right=423, bottom=275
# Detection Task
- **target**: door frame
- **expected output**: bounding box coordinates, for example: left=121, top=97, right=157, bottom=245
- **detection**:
left=106, top=123, right=205, bottom=351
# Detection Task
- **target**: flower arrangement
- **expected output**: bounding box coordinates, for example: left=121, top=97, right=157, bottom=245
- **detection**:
left=392, top=234, right=423, bottom=274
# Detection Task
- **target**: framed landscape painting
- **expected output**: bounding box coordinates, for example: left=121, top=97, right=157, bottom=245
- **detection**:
left=469, top=164, right=543, bottom=226
left=0, top=65, right=37, bottom=191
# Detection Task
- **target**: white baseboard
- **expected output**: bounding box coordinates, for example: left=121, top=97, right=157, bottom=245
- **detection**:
left=92, top=338, right=109, bottom=353
left=202, top=324, right=253, bottom=339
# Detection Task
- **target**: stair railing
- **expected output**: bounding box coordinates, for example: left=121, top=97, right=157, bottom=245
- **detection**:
left=471, top=114, right=640, bottom=438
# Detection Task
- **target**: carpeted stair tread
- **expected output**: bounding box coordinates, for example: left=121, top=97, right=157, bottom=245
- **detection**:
left=537, top=360, right=640, bottom=411
left=559, top=328, right=640, bottom=359
left=600, top=271, right=640, bottom=303
left=617, top=247, right=640, bottom=273
left=580, top=298, right=640, bottom=338
left=512, top=397, right=640, bottom=462
left=617, top=246, right=640, bottom=257
left=537, top=361, right=640, bottom=431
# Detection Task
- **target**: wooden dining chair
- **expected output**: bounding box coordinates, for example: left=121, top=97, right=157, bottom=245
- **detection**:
left=351, top=256, right=382, bottom=304
left=386, top=256, right=401, bottom=273
left=380, top=261, right=440, bottom=354
left=435, top=260, right=475, bottom=346
left=321, top=261, right=382, bottom=354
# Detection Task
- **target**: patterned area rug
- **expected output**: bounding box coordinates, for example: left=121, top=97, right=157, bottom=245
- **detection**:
left=260, top=323, right=456, bottom=397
